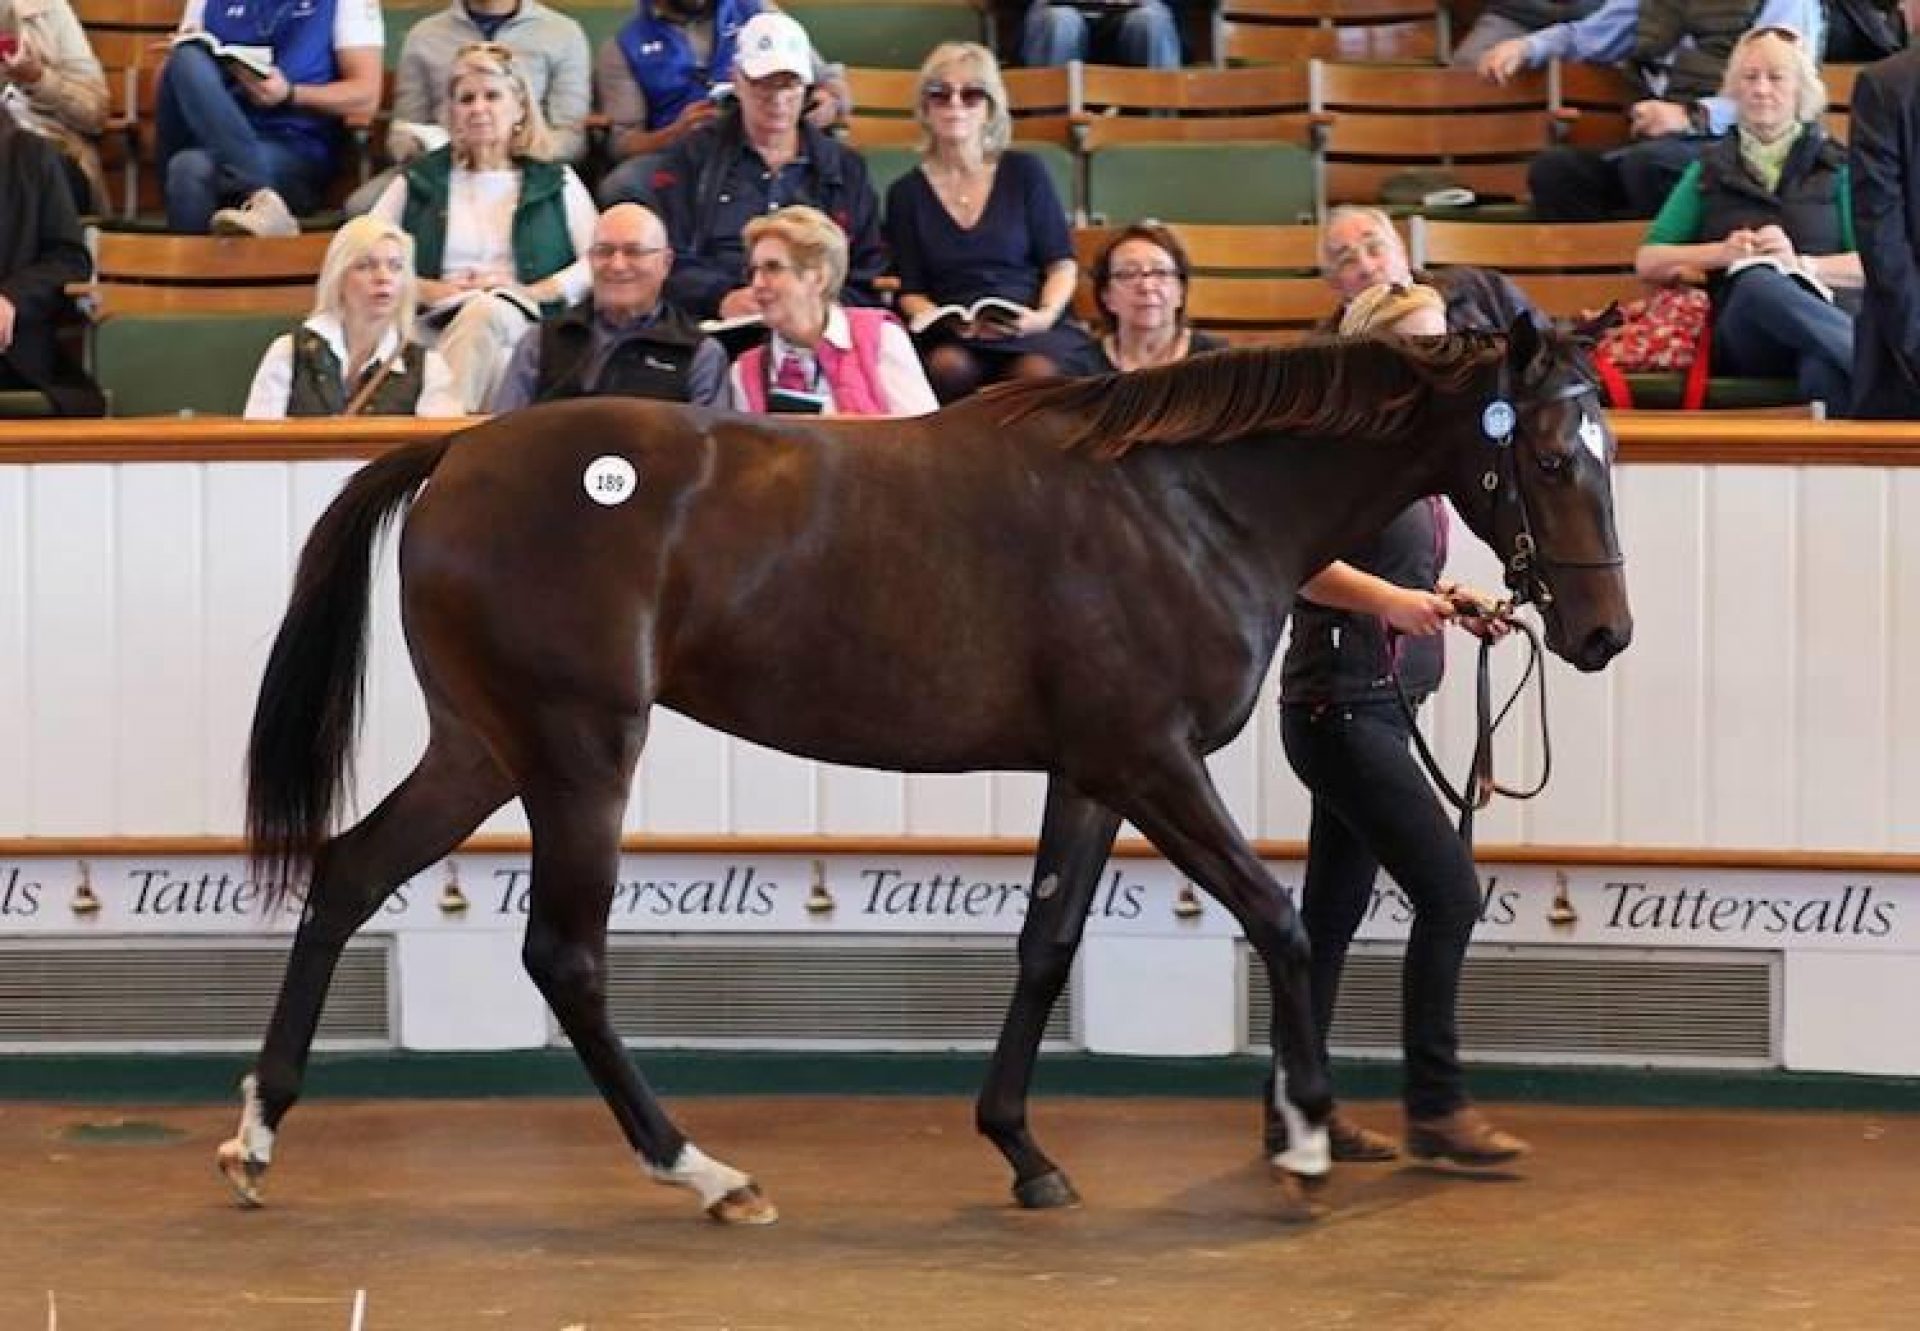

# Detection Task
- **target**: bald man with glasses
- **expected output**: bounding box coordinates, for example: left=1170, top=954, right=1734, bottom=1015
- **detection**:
left=492, top=202, right=727, bottom=411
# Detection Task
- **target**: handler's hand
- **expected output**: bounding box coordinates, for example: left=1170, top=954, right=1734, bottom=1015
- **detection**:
left=1383, top=588, right=1456, bottom=636
left=0, top=292, right=16, bottom=354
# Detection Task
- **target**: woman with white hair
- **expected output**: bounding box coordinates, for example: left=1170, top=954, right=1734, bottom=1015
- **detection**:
left=729, top=205, right=936, bottom=416
left=243, top=215, right=461, bottom=419
left=368, top=41, right=597, bottom=412
left=1634, top=25, right=1860, bottom=414
left=883, top=41, right=1091, bottom=402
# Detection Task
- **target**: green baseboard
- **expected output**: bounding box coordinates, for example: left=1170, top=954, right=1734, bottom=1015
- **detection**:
left=4, top=1050, right=1919, bottom=1112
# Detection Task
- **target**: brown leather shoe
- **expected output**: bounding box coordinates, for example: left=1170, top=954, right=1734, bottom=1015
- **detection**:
left=1406, top=1106, right=1530, bottom=1167
left=1329, top=1111, right=1400, bottom=1163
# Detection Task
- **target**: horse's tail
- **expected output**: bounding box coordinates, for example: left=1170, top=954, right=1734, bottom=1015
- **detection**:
left=248, top=437, right=451, bottom=912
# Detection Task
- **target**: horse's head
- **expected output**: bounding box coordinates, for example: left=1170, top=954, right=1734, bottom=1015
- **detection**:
left=1445, top=316, right=1633, bottom=672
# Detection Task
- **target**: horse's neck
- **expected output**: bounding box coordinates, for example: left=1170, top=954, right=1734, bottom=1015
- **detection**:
left=1182, top=431, right=1444, bottom=589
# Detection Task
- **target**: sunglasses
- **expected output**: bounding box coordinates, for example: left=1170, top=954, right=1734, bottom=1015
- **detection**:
left=922, top=82, right=991, bottom=108
left=455, top=40, right=517, bottom=65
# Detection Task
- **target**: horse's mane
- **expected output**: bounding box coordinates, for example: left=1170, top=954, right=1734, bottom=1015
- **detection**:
left=988, top=335, right=1505, bottom=460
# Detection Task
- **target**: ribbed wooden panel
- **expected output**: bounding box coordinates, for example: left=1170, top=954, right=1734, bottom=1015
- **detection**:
left=1245, top=944, right=1776, bottom=1066
left=0, top=940, right=392, bottom=1050
left=596, top=937, right=1077, bottom=1050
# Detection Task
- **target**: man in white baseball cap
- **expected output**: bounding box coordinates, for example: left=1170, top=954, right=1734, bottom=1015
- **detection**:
left=637, top=7, right=886, bottom=321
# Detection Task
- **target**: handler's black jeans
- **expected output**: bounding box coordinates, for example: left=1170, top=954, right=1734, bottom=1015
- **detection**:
left=1281, top=700, right=1483, bottom=1119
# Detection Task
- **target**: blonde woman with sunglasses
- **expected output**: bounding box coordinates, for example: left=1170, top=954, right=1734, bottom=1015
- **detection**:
left=368, top=42, right=597, bottom=411
left=883, top=41, right=1092, bottom=402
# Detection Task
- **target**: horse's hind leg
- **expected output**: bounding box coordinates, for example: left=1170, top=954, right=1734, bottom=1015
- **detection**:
left=1093, top=747, right=1332, bottom=1221
left=977, top=776, right=1120, bottom=1209
left=218, top=718, right=512, bottom=1206
left=516, top=710, right=776, bottom=1226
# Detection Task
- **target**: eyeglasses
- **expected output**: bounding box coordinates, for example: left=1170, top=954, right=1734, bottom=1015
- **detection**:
left=747, top=258, right=801, bottom=280
left=588, top=243, right=666, bottom=263
left=1109, top=266, right=1182, bottom=285
left=922, top=82, right=991, bottom=108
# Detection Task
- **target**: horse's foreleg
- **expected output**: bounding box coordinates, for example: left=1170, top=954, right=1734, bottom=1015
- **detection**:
left=518, top=722, right=776, bottom=1227
left=1099, top=749, right=1331, bottom=1222
left=221, top=723, right=512, bottom=1206
left=977, top=777, right=1120, bottom=1210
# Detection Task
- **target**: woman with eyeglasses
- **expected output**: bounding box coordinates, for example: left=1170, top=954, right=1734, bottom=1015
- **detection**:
left=729, top=205, right=937, bottom=416
left=883, top=41, right=1093, bottom=402
left=244, top=214, right=462, bottom=419
left=1269, top=279, right=1527, bottom=1173
left=367, top=42, right=597, bottom=412
left=1634, top=25, right=1860, bottom=413
left=1086, top=222, right=1225, bottom=374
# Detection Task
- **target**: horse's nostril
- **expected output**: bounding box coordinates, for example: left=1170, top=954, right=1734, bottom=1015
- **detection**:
left=1579, top=624, right=1632, bottom=671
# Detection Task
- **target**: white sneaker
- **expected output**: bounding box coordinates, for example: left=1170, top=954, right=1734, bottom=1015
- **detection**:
left=210, top=188, right=299, bottom=238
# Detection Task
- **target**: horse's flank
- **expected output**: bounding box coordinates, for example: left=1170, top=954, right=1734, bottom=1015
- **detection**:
left=990, top=337, right=1506, bottom=459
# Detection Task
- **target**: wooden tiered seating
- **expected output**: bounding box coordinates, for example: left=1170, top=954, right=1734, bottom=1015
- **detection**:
left=84, top=231, right=333, bottom=316
left=1312, top=61, right=1555, bottom=210
left=1218, top=0, right=1444, bottom=64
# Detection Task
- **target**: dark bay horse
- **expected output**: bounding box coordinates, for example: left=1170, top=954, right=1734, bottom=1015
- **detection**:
left=221, top=318, right=1631, bottom=1225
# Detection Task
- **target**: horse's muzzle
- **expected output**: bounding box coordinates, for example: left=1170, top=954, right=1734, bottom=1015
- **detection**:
left=1570, top=621, right=1633, bottom=672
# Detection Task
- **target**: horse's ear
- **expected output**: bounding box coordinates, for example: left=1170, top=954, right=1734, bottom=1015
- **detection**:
left=1571, top=303, right=1625, bottom=345
left=1506, top=311, right=1545, bottom=373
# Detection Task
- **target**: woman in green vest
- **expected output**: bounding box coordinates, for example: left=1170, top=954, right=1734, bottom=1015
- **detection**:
left=367, top=42, right=598, bottom=412
left=243, top=215, right=462, bottom=419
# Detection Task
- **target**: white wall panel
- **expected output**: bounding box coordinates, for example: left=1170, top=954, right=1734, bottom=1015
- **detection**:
left=0, top=469, right=28, bottom=832
left=116, top=467, right=205, bottom=828
left=637, top=706, right=727, bottom=832
left=1612, top=466, right=1707, bottom=845
left=1705, top=468, right=1798, bottom=847
left=1797, top=468, right=1889, bottom=850
left=28, top=466, right=116, bottom=833
left=1893, top=473, right=1920, bottom=850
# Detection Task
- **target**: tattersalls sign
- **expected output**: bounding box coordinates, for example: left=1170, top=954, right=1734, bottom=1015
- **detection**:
left=0, top=855, right=1910, bottom=952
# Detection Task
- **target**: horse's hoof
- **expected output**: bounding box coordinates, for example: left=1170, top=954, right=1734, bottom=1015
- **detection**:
left=1269, top=1168, right=1330, bottom=1225
left=1013, top=1170, right=1081, bottom=1210
left=216, top=1136, right=267, bottom=1209
left=705, top=1182, right=778, bottom=1226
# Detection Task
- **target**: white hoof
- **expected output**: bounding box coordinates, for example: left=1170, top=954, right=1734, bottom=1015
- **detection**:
left=1270, top=1087, right=1332, bottom=1178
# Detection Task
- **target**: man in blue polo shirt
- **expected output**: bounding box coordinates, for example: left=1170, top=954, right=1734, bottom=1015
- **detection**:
left=159, top=0, right=384, bottom=235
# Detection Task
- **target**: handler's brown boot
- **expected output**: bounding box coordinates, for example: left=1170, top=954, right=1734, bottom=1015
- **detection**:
left=1328, top=1111, right=1400, bottom=1163
left=1406, top=1106, right=1530, bottom=1167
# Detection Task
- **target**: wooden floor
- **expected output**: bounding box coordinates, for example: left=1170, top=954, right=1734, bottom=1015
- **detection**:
left=4, top=1095, right=1917, bottom=1329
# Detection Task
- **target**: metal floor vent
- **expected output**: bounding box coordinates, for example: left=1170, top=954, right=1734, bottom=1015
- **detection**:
left=593, top=936, right=1078, bottom=1051
left=1243, top=942, right=1778, bottom=1068
left=0, top=938, right=393, bottom=1052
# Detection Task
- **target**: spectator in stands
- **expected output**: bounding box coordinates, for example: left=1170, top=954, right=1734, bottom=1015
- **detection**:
left=635, top=10, right=883, bottom=321
left=1020, top=0, right=1180, bottom=71
left=594, top=0, right=851, bottom=210
left=159, top=0, right=383, bottom=236
left=1848, top=0, right=1920, bottom=417
left=368, top=42, right=597, bottom=412
left=244, top=214, right=462, bottom=419
left=1319, top=204, right=1543, bottom=333
left=347, top=0, right=592, bottom=215
left=729, top=204, right=936, bottom=415
left=0, top=0, right=110, bottom=213
left=1084, top=221, right=1223, bottom=373
left=1276, top=278, right=1529, bottom=1172
left=1635, top=26, right=1858, bottom=412
left=0, top=112, right=101, bottom=415
left=885, top=41, right=1091, bottom=401
left=1480, top=0, right=1825, bottom=221
left=492, top=201, right=726, bottom=410
left=1453, top=0, right=1604, bottom=69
